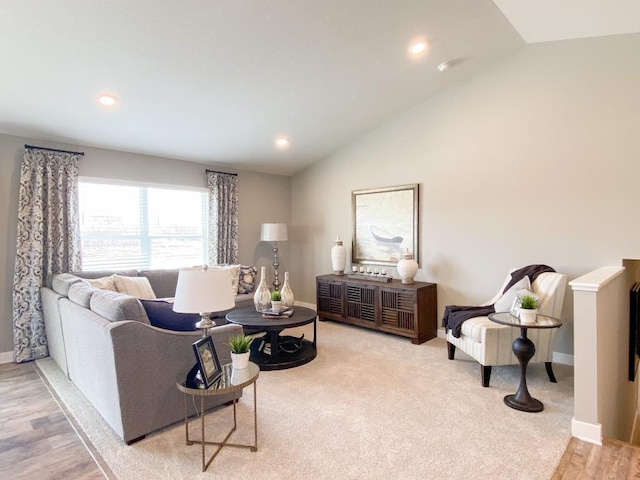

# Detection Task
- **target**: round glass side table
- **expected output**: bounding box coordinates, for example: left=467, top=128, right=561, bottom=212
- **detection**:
left=176, top=362, right=259, bottom=471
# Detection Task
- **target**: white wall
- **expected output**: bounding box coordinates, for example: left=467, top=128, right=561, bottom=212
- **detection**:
left=0, top=134, right=290, bottom=356
left=290, top=33, right=640, bottom=356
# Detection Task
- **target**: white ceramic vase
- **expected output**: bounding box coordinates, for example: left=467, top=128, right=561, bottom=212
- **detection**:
left=231, top=365, right=252, bottom=384
left=331, top=235, right=346, bottom=275
left=271, top=300, right=283, bottom=312
left=396, top=249, right=418, bottom=285
left=280, top=272, right=295, bottom=309
left=253, top=266, right=271, bottom=312
left=519, top=308, right=537, bottom=324
left=231, top=351, right=250, bottom=370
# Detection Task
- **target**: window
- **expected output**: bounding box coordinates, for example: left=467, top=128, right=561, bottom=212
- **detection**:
left=78, top=180, right=208, bottom=271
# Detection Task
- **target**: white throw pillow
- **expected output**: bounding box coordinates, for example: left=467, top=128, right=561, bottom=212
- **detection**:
left=494, top=276, right=531, bottom=312
left=85, top=274, right=118, bottom=292
left=113, top=275, right=157, bottom=300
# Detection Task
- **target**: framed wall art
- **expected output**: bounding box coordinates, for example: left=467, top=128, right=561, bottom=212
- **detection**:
left=352, top=184, right=419, bottom=266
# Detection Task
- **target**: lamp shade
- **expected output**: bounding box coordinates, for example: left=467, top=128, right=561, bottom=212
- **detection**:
left=173, top=267, right=235, bottom=314
left=261, top=223, right=288, bottom=242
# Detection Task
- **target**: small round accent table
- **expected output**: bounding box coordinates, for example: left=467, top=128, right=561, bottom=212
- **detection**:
left=226, top=306, right=317, bottom=370
left=176, top=362, right=259, bottom=472
left=488, top=312, right=562, bottom=413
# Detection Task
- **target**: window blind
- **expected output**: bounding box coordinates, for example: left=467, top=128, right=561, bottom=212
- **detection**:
left=78, top=181, right=208, bottom=271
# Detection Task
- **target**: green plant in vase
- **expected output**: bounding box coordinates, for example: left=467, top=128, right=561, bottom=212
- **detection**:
left=271, top=290, right=283, bottom=312
left=228, top=334, right=253, bottom=354
left=520, top=295, right=538, bottom=310
left=519, top=294, right=538, bottom=324
left=228, top=334, right=253, bottom=369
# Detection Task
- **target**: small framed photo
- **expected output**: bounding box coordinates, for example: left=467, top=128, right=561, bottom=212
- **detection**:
left=193, top=336, right=222, bottom=388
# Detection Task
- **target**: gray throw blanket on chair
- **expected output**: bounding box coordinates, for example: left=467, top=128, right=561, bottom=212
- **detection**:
left=442, top=264, right=555, bottom=338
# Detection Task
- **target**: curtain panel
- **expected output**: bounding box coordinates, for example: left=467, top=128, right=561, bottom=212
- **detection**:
left=207, top=171, right=238, bottom=264
left=12, top=146, right=82, bottom=363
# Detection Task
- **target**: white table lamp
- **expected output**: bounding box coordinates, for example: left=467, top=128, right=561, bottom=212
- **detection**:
left=260, top=223, right=288, bottom=291
left=173, top=266, right=235, bottom=337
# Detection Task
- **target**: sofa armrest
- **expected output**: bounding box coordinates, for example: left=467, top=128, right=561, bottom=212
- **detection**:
left=106, top=322, right=242, bottom=441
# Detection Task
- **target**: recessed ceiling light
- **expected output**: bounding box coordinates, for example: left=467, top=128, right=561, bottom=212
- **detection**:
left=408, top=38, right=429, bottom=56
left=275, top=136, right=290, bottom=149
left=98, top=94, right=118, bottom=107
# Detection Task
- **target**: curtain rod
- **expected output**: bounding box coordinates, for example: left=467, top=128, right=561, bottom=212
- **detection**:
left=206, top=169, right=237, bottom=176
left=25, top=144, right=85, bottom=156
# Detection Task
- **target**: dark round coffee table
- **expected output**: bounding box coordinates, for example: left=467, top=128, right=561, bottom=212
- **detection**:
left=226, top=306, right=317, bottom=370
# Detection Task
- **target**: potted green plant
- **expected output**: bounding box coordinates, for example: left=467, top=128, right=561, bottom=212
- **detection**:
left=228, top=334, right=253, bottom=369
left=271, top=290, right=283, bottom=312
left=519, top=294, right=538, bottom=324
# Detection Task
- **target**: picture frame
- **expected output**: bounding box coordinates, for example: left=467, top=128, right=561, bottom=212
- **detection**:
left=352, top=184, right=419, bottom=266
left=192, top=336, right=222, bottom=388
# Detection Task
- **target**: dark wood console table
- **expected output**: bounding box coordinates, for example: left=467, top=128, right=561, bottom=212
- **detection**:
left=316, top=274, right=437, bottom=344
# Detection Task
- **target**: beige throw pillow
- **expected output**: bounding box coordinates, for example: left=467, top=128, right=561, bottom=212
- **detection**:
left=85, top=275, right=118, bottom=292
left=113, top=275, right=157, bottom=300
left=228, top=264, right=241, bottom=295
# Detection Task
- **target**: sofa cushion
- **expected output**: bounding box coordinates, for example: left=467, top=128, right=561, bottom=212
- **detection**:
left=51, top=273, right=84, bottom=296
left=139, top=299, right=200, bottom=332
left=113, top=275, right=157, bottom=300
left=90, top=290, right=150, bottom=323
left=238, top=265, right=257, bottom=294
left=68, top=282, right=100, bottom=308
left=137, top=269, right=179, bottom=298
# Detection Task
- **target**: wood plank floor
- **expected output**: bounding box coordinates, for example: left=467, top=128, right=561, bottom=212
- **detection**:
left=0, top=361, right=110, bottom=480
left=1, top=360, right=640, bottom=479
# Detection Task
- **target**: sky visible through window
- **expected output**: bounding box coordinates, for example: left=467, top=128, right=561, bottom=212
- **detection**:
left=79, top=182, right=207, bottom=271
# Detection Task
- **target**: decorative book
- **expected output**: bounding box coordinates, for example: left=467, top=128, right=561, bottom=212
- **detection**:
left=261, top=308, right=294, bottom=319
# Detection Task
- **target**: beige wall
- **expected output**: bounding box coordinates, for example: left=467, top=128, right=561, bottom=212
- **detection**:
left=290, top=33, right=640, bottom=356
left=0, top=134, right=290, bottom=355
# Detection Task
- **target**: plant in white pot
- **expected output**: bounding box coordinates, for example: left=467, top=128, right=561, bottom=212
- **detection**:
left=228, top=334, right=253, bottom=369
left=271, top=290, right=283, bottom=312
left=518, top=294, right=538, bottom=324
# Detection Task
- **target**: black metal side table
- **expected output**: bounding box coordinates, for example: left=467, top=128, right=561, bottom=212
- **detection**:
left=176, top=362, right=259, bottom=471
left=488, top=312, right=562, bottom=412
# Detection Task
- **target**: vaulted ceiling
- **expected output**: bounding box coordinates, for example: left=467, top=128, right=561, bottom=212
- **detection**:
left=1, top=1, right=638, bottom=175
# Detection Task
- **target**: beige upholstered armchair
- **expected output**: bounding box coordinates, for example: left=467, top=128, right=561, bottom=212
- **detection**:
left=446, top=269, right=567, bottom=387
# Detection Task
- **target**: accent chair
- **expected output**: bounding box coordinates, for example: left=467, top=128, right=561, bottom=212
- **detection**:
left=446, top=269, right=567, bottom=387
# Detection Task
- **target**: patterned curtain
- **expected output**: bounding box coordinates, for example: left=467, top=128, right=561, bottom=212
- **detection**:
left=207, top=170, right=238, bottom=264
left=12, top=146, right=82, bottom=363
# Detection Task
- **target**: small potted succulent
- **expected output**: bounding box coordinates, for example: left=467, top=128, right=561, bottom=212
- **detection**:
left=228, top=334, right=253, bottom=369
left=271, top=290, right=283, bottom=312
left=518, top=294, right=538, bottom=324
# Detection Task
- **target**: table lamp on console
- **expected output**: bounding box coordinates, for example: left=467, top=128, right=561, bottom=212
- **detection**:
left=173, top=266, right=235, bottom=337
left=260, top=222, right=288, bottom=291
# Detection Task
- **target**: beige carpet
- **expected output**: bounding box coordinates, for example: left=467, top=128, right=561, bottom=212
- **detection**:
left=36, top=320, right=574, bottom=480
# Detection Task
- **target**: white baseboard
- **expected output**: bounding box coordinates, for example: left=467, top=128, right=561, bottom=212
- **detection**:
left=0, top=351, right=14, bottom=364
left=553, top=351, right=574, bottom=366
left=571, top=418, right=603, bottom=445
left=295, top=301, right=316, bottom=310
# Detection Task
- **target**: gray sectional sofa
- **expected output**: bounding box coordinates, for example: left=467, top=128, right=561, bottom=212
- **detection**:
left=40, top=268, right=254, bottom=444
